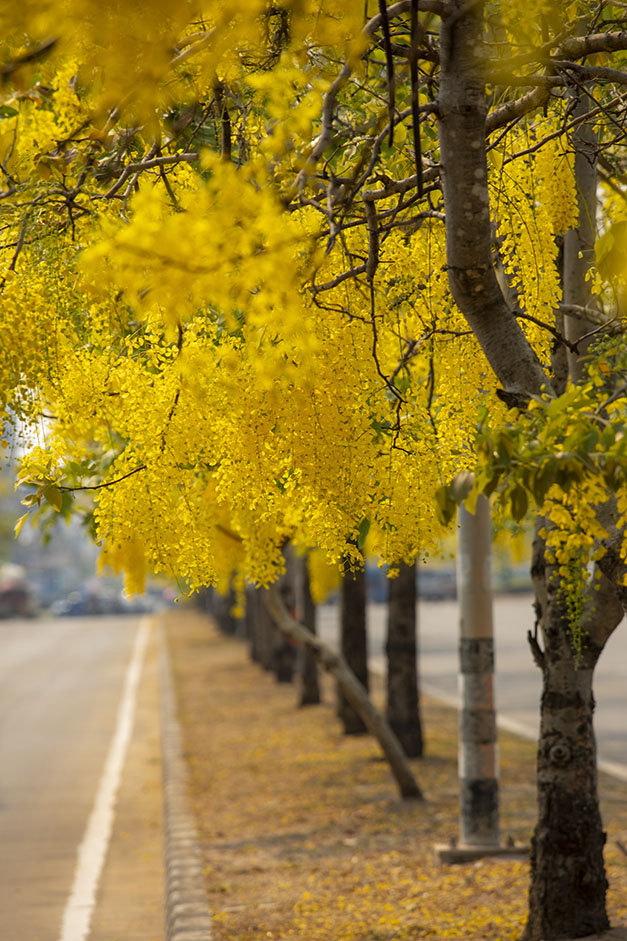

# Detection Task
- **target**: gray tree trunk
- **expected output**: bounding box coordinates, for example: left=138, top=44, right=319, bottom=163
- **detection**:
left=385, top=561, right=423, bottom=758
left=563, top=71, right=598, bottom=380
left=298, top=554, right=321, bottom=706
left=524, top=528, right=623, bottom=940
left=246, top=585, right=262, bottom=663
left=437, top=3, right=623, bottom=934
left=273, top=554, right=297, bottom=683
left=258, top=586, right=275, bottom=671
left=337, top=563, right=369, bottom=734
left=523, top=95, right=623, bottom=940
left=264, top=584, right=422, bottom=799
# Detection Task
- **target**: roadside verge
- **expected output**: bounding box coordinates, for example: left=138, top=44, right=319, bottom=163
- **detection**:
left=159, top=618, right=214, bottom=941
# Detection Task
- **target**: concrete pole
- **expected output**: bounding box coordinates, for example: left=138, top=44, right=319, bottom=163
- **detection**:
left=457, top=494, right=500, bottom=847
left=435, top=488, right=528, bottom=860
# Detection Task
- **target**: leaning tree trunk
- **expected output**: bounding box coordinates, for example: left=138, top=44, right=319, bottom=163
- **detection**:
left=337, top=562, right=369, bottom=734
left=265, top=584, right=422, bottom=800
left=386, top=560, right=423, bottom=758
left=437, top=3, right=623, bottom=936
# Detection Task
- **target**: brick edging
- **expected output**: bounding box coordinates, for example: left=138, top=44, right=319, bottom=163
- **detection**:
left=159, top=620, right=214, bottom=940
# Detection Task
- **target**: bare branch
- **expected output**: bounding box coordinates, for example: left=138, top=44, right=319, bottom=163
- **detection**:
left=295, top=0, right=445, bottom=188
left=551, top=59, right=627, bottom=85
left=171, top=29, right=216, bottom=67
left=0, top=38, right=56, bottom=79
left=559, top=29, right=627, bottom=60
left=60, top=465, right=147, bottom=492
left=103, top=151, right=198, bottom=200
left=487, top=86, right=550, bottom=136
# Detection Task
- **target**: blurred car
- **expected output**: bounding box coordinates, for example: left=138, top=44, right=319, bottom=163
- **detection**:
left=50, top=590, right=104, bottom=616
left=418, top=568, right=457, bottom=601
left=0, top=564, right=37, bottom=618
left=50, top=588, right=158, bottom=616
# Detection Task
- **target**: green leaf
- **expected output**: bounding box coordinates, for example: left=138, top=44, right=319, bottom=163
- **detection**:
left=435, top=484, right=456, bottom=527
left=510, top=486, right=528, bottom=523
left=482, top=469, right=502, bottom=498
left=530, top=465, right=555, bottom=503
left=496, top=434, right=515, bottom=462
left=596, top=220, right=627, bottom=282
left=0, top=105, right=18, bottom=118
left=357, top=518, right=370, bottom=550
left=43, top=485, right=63, bottom=512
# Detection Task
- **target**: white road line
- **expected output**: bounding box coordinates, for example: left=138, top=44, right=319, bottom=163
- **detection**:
left=421, top=681, right=627, bottom=783
left=375, top=659, right=627, bottom=783
left=58, top=616, right=151, bottom=941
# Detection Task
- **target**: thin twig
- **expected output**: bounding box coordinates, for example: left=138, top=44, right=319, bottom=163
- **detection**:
left=60, top=464, right=147, bottom=492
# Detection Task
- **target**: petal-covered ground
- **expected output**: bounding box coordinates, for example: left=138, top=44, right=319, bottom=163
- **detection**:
left=166, top=610, right=627, bottom=941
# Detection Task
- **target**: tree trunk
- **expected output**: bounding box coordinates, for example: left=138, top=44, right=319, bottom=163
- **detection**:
left=246, top=585, right=262, bottom=663
left=215, top=588, right=237, bottom=635
left=563, top=72, right=598, bottom=380
left=524, top=529, right=623, bottom=940
left=437, top=5, right=624, bottom=935
left=337, top=563, right=368, bottom=734
left=257, top=586, right=276, bottom=671
left=264, top=584, right=422, bottom=800
left=523, top=97, right=622, bottom=935
left=273, top=556, right=297, bottom=683
left=385, top=561, right=423, bottom=758
left=437, top=2, right=546, bottom=402
left=299, top=554, right=321, bottom=706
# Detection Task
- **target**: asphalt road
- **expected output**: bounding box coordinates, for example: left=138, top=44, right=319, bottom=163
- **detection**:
left=318, top=594, right=627, bottom=777
left=0, top=614, right=147, bottom=941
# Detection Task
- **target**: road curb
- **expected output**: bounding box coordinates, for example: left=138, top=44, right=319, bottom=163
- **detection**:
left=159, top=620, right=214, bottom=941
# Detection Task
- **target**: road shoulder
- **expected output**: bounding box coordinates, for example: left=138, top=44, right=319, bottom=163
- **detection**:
left=89, top=618, right=165, bottom=941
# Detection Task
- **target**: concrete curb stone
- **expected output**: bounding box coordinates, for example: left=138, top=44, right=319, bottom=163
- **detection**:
left=159, top=620, right=213, bottom=940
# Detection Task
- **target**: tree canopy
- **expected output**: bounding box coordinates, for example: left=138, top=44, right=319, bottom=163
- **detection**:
left=4, top=0, right=626, bottom=605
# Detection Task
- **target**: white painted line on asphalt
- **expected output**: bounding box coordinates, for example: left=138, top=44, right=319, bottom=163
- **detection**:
left=57, top=616, right=151, bottom=941
left=421, top=681, right=627, bottom=783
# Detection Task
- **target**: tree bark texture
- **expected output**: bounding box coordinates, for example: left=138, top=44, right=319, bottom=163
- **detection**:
left=337, top=564, right=369, bottom=734
left=385, top=561, right=423, bottom=758
left=264, top=584, right=422, bottom=800
left=437, top=4, right=623, bottom=935
left=215, top=588, right=237, bottom=635
left=273, top=557, right=298, bottom=683
left=524, top=529, right=622, bottom=940
left=258, top=586, right=276, bottom=671
left=523, top=96, right=623, bottom=938
left=299, top=554, right=321, bottom=706
left=246, top=585, right=262, bottom=663
left=438, top=1, right=547, bottom=401
left=563, top=95, right=598, bottom=378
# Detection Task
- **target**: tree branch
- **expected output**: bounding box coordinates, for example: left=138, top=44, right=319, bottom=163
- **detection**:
left=264, top=584, right=423, bottom=799
left=60, top=464, right=147, bottom=492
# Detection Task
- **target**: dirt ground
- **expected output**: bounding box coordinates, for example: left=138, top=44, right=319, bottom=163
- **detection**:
left=166, top=609, right=627, bottom=941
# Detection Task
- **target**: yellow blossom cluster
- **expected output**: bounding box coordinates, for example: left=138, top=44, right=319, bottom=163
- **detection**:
left=2, top=0, right=624, bottom=601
